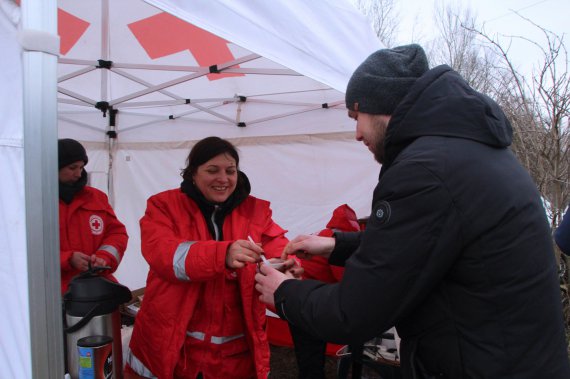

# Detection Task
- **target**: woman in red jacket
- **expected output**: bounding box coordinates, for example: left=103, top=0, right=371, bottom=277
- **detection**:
left=127, top=136, right=300, bottom=379
left=58, top=138, right=128, bottom=294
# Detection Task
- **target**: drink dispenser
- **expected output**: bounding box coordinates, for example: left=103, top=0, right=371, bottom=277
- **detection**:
left=63, top=268, right=131, bottom=379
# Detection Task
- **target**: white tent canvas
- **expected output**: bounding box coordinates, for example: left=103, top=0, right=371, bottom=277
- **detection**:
left=1, top=0, right=383, bottom=376
left=0, top=1, right=30, bottom=376
left=56, top=0, right=384, bottom=290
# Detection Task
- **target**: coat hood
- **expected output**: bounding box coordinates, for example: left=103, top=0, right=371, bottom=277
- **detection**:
left=325, top=204, right=361, bottom=232
left=383, top=65, right=512, bottom=168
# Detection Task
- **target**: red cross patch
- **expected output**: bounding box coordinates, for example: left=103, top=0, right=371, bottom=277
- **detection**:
left=89, top=215, right=104, bottom=235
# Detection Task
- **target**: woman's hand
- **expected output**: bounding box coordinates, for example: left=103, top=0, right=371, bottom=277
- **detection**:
left=281, top=234, right=336, bottom=260
left=281, top=257, right=304, bottom=279
left=71, top=252, right=109, bottom=271
left=70, top=251, right=90, bottom=271
left=226, top=239, right=264, bottom=269
left=90, top=254, right=108, bottom=268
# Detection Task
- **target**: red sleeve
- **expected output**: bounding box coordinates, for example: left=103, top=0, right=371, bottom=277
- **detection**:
left=94, top=192, right=128, bottom=273
left=60, top=249, right=74, bottom=272
left=141, top=192, right=230, bottom=282
left=184, top=240, right=232, bottom=281
left=256, top=203, right=289, bottom=259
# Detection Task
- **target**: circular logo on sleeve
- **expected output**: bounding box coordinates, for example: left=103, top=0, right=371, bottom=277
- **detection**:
left=89, top=215, right=104, bottom=235
left=373, top=201, right=391, bottom=225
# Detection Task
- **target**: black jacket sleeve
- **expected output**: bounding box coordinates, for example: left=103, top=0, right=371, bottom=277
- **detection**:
left=328, top=231, right=361, bottom=266
left=274, top=160, right=462, bottom=345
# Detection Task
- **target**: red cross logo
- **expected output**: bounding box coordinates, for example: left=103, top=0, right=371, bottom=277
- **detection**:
left=58, top=8, right=242, bottom=82
left=89, top=215, right=104, bottom=236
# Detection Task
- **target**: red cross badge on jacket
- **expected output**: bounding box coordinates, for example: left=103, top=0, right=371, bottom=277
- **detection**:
left=89, top=215, right=104, bottom=235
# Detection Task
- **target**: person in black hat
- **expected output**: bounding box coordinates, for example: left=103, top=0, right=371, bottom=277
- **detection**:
left=58, top=138, right=128, bottom=294
left=255, top=44, right=570, bottom=378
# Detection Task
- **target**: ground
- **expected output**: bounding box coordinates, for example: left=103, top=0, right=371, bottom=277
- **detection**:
left=270, top=344, right=401, bottom=379
left=269, top=344, right=338, bottom=378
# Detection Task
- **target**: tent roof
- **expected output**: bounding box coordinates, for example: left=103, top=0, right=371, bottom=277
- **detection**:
left=57, top=0, right=383, bottom=143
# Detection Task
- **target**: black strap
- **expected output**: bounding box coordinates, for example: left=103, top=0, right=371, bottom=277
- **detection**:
left=63, top=303, right=104, bottom=334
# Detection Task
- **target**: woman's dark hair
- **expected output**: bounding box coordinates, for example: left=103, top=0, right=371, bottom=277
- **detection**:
left=181, top=136, right=240, bottom=180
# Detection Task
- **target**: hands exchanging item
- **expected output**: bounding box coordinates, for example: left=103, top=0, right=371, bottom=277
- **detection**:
left=226, top=237, right=303, bottom=278
left=281, top=234, right=336, bottom=260
left=226, top=234, right=337, bottom=307
left=254, top=234, right=336, bottom=307
left=254, top=253, right=302, bottom=309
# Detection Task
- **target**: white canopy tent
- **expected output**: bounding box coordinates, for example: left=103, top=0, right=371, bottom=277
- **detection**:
left=56, top=0, right=384, bottom=290
left=1, top=0, right=383, bottom=377
left=1, top=1, right=32, bottom=377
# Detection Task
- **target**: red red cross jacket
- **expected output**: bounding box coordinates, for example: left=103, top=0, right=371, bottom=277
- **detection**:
left=59, top=186, right=128, bottom=294
left=127, top=189, right=288, bottom=379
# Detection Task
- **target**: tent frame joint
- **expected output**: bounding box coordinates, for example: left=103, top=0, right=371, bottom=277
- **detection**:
left=97, top=59, right=113, bottom=69
left=95, top=102, right=118, bottom=127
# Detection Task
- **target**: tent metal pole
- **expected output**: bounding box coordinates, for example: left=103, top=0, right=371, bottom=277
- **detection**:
left=21, top=0, right=64, bottom=378
left=101, top=0, right=110, bottom=102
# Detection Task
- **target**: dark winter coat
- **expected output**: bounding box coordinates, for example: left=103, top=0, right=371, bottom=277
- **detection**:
left=275, top=65, right=570, bottom=378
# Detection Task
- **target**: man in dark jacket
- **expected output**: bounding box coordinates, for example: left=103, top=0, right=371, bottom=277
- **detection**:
left=255, top=44, right=570, bottom=378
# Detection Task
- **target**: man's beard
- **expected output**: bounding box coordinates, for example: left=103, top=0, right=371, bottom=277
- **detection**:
left=373, top=138, right=385, bottom=164
left=371, top=116, right=388, bottom=164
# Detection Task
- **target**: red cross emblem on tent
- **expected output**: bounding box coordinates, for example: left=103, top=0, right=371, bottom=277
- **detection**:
left=89, top=215, right=104, bottom=236
left=128, top=12, right=243, bottom=81
left=57, top=8, right=242, bottom=81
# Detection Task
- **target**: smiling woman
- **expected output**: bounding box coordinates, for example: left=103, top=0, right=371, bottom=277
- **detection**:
left=186, top=143, right=239, bottom=204
left=124, top=136, right=302, bottom=379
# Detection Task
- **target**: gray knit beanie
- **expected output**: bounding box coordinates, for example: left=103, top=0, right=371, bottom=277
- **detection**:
left=58, top=138, right=88, bottom=169
left=345, top=44, right=429, bottom=115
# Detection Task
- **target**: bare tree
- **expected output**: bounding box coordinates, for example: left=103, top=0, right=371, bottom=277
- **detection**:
left=428, top=3, right=498, bottom=94
left=353, top=0, right=399, bottom=47
left=358, top=0, right=570, bottom=232
left=464, top=15, right=570, bottom=229
left=426, top=3, right=569, bottom=229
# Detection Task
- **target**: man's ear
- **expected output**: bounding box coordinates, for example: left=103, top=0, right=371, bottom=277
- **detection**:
left=354, top=102, right=359, bottom=112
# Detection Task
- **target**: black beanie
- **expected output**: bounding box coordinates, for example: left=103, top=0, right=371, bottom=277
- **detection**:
left=345, top=44, right=429, bottom=115
left=58, top=138, right=88, bottom=169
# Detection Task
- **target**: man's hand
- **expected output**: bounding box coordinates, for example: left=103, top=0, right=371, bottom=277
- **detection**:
left=255, top=264, right=293, bottom=307
left=281, top=234, right=336, bottom=260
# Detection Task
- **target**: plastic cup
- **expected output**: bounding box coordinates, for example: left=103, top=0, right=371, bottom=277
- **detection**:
left=257, top=258, right=286, bottom=273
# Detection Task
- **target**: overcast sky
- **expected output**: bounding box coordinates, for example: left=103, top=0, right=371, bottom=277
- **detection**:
left=371, top=0, right=569, bottom=74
